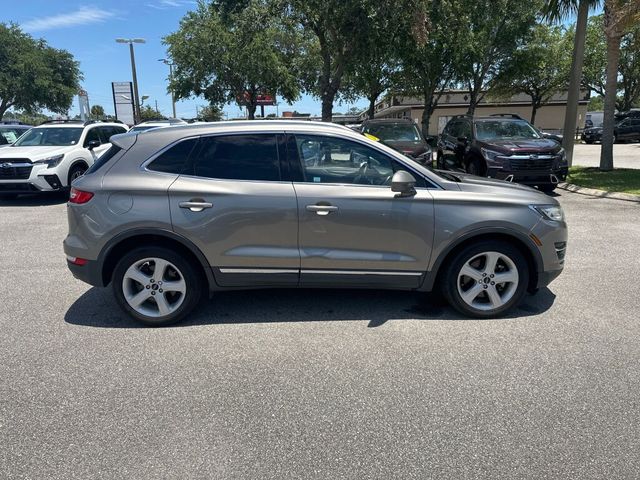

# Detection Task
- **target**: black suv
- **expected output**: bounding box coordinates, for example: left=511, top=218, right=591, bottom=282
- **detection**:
left=437, top=114, right=568, bottom=192
left=582, top=111, right=640, bottom=144
left=361, top=118, right=432, bottom=165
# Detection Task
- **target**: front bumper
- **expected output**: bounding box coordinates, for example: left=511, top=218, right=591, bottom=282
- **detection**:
left=582, top=131, right=602, bottom=142
left=530, top=216, right=568, bottom=290
left=488, top=166, right=568, bottom=186
left=0, top=172, right=64, bottom=193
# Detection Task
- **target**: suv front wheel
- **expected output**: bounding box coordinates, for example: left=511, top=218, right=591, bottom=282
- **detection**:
left=442, top=240, right=529, bottom=318
left=112, top=247, right=202, bottom=326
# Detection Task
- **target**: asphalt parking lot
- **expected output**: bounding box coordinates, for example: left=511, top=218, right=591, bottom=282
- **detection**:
left=1, top=190, right=639, bottom=479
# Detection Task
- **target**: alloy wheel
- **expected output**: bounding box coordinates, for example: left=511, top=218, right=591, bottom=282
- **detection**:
left=122, top=257, right=187, bottom=317
left=456, top=251, right=519, bottom=311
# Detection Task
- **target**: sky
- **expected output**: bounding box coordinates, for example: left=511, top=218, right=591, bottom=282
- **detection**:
left=3, top=1, right=368, bottom=119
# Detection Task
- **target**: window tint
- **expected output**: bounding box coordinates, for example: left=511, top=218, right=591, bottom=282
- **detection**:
left=188, top=134, right=281, bottom=181
left=83, top=128, right=101, bottom=147
left=295, top=135, right=397, bottom=186
left=85, top=145, right=122, bottom=175
left=458, top=120, right=472, bottom=139
left=446, top=122, right=460, bottom=137
left=148, top=138, right=198, bottom=174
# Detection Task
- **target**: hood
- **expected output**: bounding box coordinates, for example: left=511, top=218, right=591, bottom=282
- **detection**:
left=439, top=170, right=554, bottom=203
left=0, top=145, right=73, bottom=160
left=382, top=139, right=429, bottom=157
left=480, top=138, right=560, bottom=154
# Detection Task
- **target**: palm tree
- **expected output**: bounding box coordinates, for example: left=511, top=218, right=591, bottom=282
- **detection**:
left=544, top=0, right=601, bottom=167
left=599, top=0, right=640, bottom=171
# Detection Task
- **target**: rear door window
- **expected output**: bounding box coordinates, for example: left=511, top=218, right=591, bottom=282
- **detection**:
left=187, top=134, right=281, bottom=181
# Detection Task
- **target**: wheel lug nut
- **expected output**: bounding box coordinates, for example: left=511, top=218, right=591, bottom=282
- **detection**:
left=483, top=285, right=488, bottom=289
left=491, top=281, right=495, bottom=285
left=482, top=273, right=487, bottom=277
left=150, top=279, right=155, bottom=283
left=146, top=285, right=150, bottom=289
left=159, top=289, right=163, bottom=293
left=490, top=274, right=494, bottom=278
left=151, top=291, right=156, bottom=295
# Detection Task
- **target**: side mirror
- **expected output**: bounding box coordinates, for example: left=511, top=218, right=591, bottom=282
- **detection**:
left=390, top=170, right=417, bottom=197
left=87, top=140, right=101, bottom=150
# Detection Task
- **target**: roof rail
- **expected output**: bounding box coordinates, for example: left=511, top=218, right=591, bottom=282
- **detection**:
left=489, top=113, right=524, bottom=120
left=40, top=119, right=84, bottom=125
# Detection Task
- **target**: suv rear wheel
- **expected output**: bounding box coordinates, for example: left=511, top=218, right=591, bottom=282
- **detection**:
left=442, top=240, right=529, bottom=318
left=112, top=247, right=202, bottom=326
left=467, top=157, right=486, bottom=177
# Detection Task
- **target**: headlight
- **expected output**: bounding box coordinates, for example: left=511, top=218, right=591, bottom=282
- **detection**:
left=481, top=148, right=504, bottom=164
left=531, top=204, right=564, bottom=222
left=33, top=154, right=64, bottom=168
left=557, top=148, right=567, bottom=164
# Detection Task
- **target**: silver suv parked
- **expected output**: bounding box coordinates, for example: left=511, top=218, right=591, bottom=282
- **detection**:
left=64, top=121, right=567, bottom=326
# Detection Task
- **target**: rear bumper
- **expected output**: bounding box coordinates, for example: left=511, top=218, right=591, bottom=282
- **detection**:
left=66, top=257, right=105, bottom=287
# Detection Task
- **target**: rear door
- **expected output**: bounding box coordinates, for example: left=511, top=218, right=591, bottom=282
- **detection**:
left=167, top=133, right=299, bottom=287
left=83, top=127, right=110, bottom=161
left=288, top=133, right=435, bottom=288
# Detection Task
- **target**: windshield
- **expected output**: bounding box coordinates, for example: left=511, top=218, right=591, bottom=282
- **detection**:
left=475, top=120, right=542, bottom=141
left=130, top=125, right=160, bottom=133
left=368, top=124, right=422, bottom=142
left=13, top=127, right=83, bottom=146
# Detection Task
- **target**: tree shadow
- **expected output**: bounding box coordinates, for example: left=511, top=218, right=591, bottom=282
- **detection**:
left=64, top=286, right=557, bottom=329
left=0, top=192, right=68, bottom=207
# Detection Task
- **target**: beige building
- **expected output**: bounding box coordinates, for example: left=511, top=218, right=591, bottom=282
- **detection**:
left=371, top=89, right=590, bottom=134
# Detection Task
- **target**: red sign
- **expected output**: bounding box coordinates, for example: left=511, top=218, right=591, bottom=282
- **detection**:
left=237, top=92, right=276, bottom=106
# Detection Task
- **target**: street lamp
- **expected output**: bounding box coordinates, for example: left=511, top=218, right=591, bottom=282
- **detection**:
left=116, top=38, right=145, bottom=124
left=159, top=58, right=177, bottom=119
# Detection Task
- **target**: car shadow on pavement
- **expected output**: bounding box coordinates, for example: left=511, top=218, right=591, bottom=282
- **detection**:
left=0, top=192, right=68, bottom=207
left=64, top=286, right=557, bottom=329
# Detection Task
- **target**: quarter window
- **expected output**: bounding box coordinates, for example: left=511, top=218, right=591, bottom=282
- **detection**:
left=83, top=128, right=101, bottom=147
left=187, top=134, right=281, bottom=181
left=147, top=138, right=198, bottom=174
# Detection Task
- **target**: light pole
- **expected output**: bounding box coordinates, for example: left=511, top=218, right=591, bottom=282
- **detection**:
left=159, top=58, right=177, bottom=119
left=116, top=38, right=145, bottom=124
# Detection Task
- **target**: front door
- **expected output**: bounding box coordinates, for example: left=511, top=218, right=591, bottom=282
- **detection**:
left=289, top=134, right=434, bottom=288
left=168, top=133, right=299, bottom=287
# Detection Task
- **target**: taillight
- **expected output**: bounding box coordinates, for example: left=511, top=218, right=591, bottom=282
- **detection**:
left=69, top=187, right=94, bottom=204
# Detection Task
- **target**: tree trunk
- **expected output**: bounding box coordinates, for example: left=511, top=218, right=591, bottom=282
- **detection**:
left=466, top=88, right=476, bottom=115
left=0, top=106, right=7, bottom=120
left=562, top=0, right=589, bottom=167
left=530, top=98, right=539, bottom=125
left=600, top=32, right=622, bottom=171
left=421, top=94, right=436, bottom=138
left=246, top=103, right=257, bottom=120
left=321, top=95, right=334, bottom=122
left=367, top=96, right=376, bottom=119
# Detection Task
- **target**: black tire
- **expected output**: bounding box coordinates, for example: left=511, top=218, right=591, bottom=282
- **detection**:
left=585, top=140, right=594, bottom=144
left=441, top=240, right=529, bottom=318
left=538, top=184, right=556, bottom=193
left=467, top=157, right=486, bottom=177
left=67, top=163, right=88, bottom=187
left=112, top=246, right=203, bottom=326
left=436, top=152, right=445, bottom=169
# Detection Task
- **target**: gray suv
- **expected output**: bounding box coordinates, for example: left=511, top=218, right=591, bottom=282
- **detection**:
left=64, top=121, right=567, bottom=326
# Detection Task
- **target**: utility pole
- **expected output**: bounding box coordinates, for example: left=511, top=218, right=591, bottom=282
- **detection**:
left=159, top=59, right=177, bottom=118
left=116, top=38, right=146, bottom=124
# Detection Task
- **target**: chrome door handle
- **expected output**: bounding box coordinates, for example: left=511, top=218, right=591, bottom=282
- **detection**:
left=306, top=204, right=338, bottom=215
left=179, top=201, right=213, bottom=212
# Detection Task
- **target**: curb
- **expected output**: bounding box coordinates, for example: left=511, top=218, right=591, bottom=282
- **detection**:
left=558, top=182, right=640, bottom=203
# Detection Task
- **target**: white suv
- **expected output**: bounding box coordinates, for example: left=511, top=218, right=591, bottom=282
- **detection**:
left=0, top=120, right=128, bottom=199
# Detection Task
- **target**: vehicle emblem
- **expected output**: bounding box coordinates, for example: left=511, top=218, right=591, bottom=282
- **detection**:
left=1, top=162, right=12, bottom=169
left=529, top=154, right=538, bottom=160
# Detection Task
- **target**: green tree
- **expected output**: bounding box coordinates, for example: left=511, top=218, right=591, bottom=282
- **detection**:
left=139, top=105, right=166, bottom=122
left=544, top=0, right=603, bottom=166
left=455, top=0, right=541, bottom=115
left=164, top=0, right=301, bottom=120
left=198, top=104, right=224, bottom=122
left=90, top=104, right=105, bottom=119
left=618, top=24, right=640, bottom=111
left=588, top=95, right=605, bottom=110
left=395, top=0, right=461, bottom=137
left=599, top=0, right=640, bottom=171
left=492, top=24, right=572, bottom=125
left=582, top=15, right=607, bottom=97
left=0, top=23, right=81, bottom=119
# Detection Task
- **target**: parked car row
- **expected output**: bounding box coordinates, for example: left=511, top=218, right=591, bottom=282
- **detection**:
left=582, top=111, right=640, bottom=144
